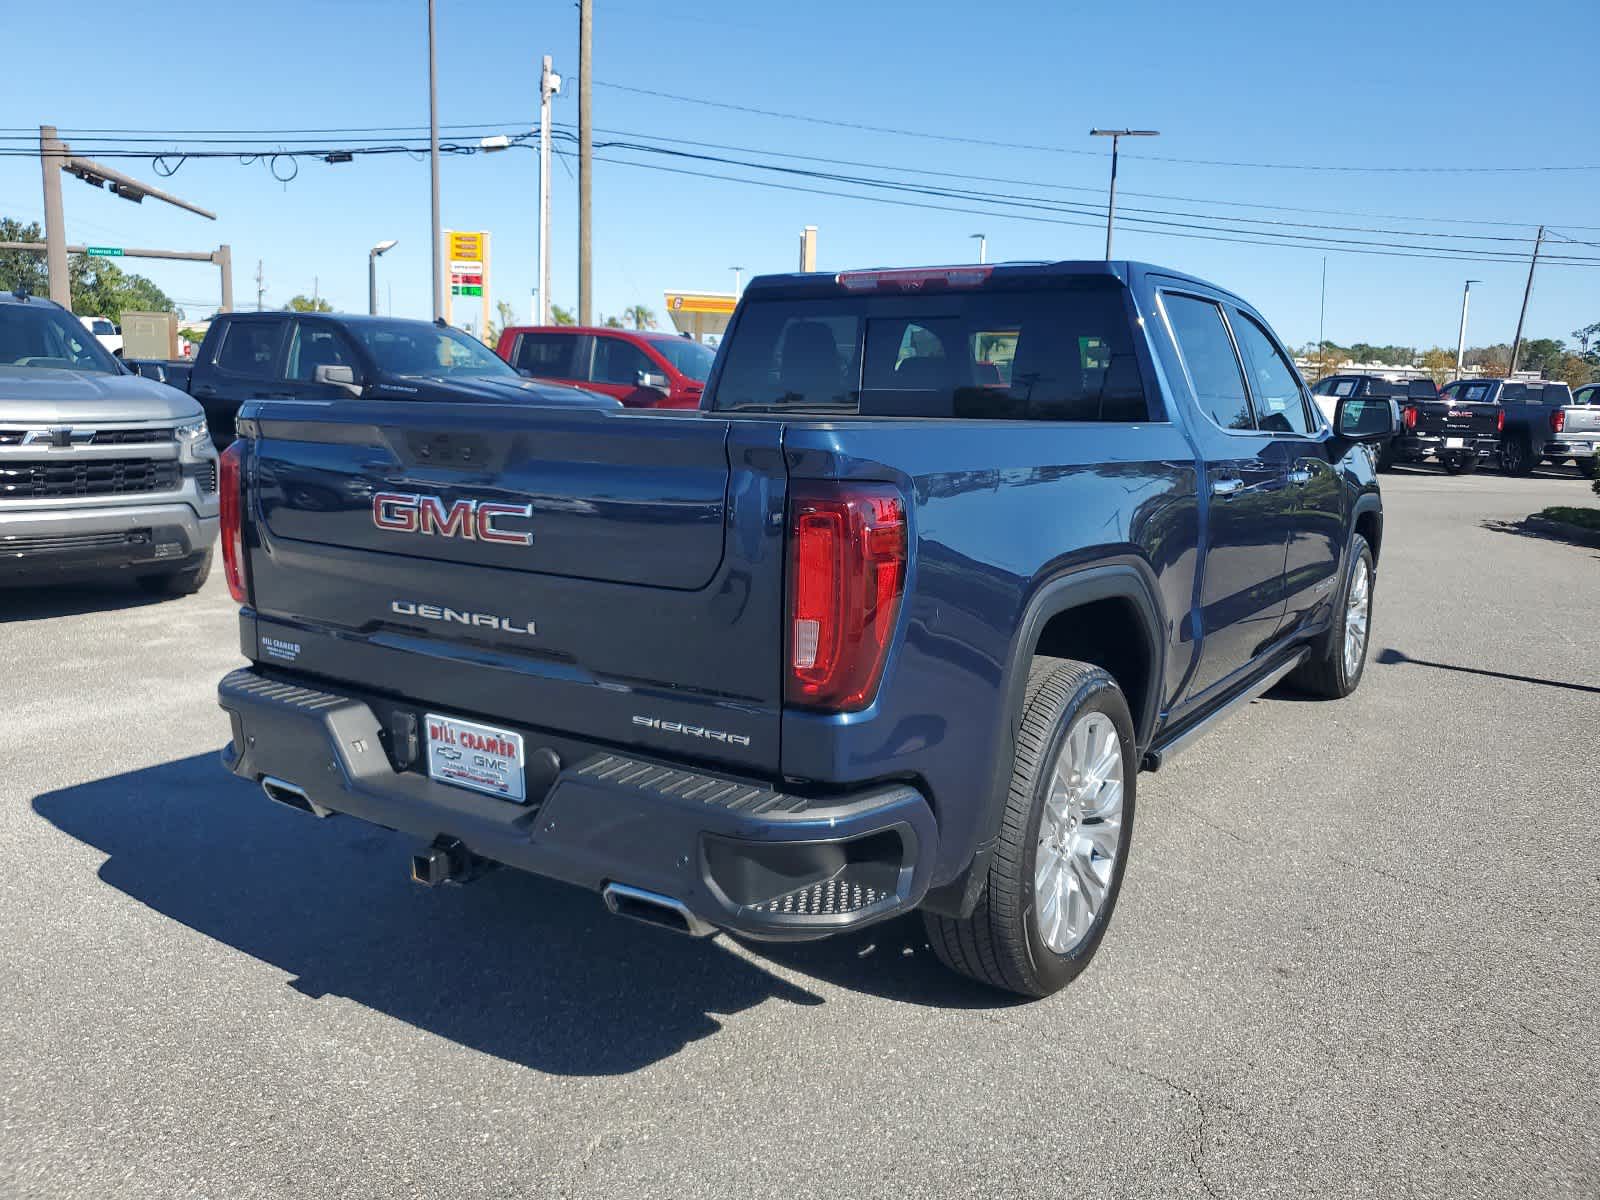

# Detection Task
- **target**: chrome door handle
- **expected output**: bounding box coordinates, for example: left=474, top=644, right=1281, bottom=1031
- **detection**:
left=1211, top=477, right=1245, bottom=498
left=1287, top=467, right=1313, bottom=486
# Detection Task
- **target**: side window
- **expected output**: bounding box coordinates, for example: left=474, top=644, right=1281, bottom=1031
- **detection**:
left=512, top=333, right=577, bottom=378
left=213, top=320, right=287, bottom=379
left=285, top=322, right=357, bottom=382
left=1231, top=313, right=1313, bottom=436
left=592, top=336, right=653, bottom=386
left=1163, top=294, right=1253, bottom=431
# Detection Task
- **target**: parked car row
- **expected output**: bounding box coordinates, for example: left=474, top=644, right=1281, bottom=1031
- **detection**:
left=1311, top=373, right=1598, bottom=476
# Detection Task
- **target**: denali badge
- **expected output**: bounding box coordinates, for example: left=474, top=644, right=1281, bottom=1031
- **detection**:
left=633, top=715, right=752, bottom=748
left=392, top=600, right=536, bottom=636
left=372, top=491, right=534, bottom=546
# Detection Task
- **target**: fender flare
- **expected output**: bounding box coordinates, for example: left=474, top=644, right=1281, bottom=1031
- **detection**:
left=1350, top=493, right=1383, bottom=562
left=921, top=558, right=1166, bottom=918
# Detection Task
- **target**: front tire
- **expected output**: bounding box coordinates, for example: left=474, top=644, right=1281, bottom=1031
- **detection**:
left=924, top=659, right=1136, bottom=998
left=1287, top=534, right=1373, bottom=699
left=137, top=548, right=213, bottom=597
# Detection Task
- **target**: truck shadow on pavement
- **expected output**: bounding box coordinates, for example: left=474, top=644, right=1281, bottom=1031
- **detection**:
left=0, top=581, right=172, bottom=623
left=34, top=754, right=1006, bottom=1076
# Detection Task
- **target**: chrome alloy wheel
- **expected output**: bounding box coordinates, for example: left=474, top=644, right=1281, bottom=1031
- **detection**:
left=1343, top=557, right=1372, bottom=678
left=1034, top=711, right=1124, bottom=955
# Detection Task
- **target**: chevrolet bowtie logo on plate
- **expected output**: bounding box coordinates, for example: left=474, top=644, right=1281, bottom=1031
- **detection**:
left=371, top=492, right=534, bottom=546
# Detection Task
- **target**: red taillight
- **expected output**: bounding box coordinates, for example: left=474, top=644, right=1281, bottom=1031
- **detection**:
left=1551, top=408, right=1565, bottom=434
left=786, top=483, right=907, bottom=712
left=218, top=440, right=249, bottom=604
left=1402, top=405, right=1418, bottom=430
left=1497, top=407, right=1506, bottom=433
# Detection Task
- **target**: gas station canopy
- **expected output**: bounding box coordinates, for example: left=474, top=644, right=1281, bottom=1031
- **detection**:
left=664, top=291, right=736, bottom=341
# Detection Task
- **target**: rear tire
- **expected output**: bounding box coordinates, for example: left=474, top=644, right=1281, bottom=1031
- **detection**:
left=924, top=658, right=1136, bottom=999
left=137, top=548, right=212, bottom=597
left=1287, top=534, right=1373, bottom=699
left=1374, top=440, right=1396, bottom=473
left=1500, top=436, right=1535, bottom=476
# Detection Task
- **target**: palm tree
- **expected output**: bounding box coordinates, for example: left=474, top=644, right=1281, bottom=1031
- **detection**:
left=623, top=304, right=657, bottom=331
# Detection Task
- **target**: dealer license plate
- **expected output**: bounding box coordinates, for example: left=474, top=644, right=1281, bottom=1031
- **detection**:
left=425, top=712, right=526, bottom=803
left=1445, top=437, right=1465, bottom=449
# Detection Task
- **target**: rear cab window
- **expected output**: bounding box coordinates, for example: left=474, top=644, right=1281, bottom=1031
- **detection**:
left=1161, top=294, right=1253, bottom=431
left=711, top=281, right=1151, bottom=422
left=511, top=332, right=580, bottom=379
left=213, top=319, right=288, bottom=379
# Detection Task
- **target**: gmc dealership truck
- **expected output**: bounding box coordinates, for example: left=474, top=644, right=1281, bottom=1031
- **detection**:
left=215, top=261, right=1391, bottom=998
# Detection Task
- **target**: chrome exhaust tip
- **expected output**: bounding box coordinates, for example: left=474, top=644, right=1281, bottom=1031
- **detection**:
left=602, top=883, right=716, bottom=938
left=260, top=776, right=335, bottom=818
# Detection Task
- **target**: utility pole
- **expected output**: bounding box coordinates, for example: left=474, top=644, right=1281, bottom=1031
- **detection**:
left=427, top=0, right=444, bottom=322
left=1508, top=225, right=1544, bottom=376
left=578, top=0, right=593, bottom=325
left=256, top=259, right=265, bottom=311
left=1455, top=279, right=1480, bottom=376
left=39, top=126, right=71, bottom=307
left=1318, top=256, right=1327, bottom=349
left=217, top=244, right=233, bottom=313
left=538, top=54, right=561, bottom=325
left=1089, top=129, right=1159, bottom=260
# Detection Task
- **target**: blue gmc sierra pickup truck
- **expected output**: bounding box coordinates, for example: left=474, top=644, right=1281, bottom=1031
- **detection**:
left=216, top=261, right=1393, bottom=998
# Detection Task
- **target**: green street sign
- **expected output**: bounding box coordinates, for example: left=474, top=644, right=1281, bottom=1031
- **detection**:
left=85, top=246, right=123, bottom=257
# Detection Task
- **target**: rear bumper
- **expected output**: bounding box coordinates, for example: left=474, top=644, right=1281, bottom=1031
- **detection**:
left=1396, top=433, right=1499, bottom=460
left=1542, top=436, right=1597, bottom=459
left=0, top=499, right=217, bottom=583
left=217, top=667, right=937, bottom=941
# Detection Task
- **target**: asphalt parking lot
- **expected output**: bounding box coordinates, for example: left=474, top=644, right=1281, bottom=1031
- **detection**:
left=2, top=466, right=1596, bottom=1200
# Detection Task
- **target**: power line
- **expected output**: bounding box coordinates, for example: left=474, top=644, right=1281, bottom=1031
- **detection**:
left=590, top=152, right=1600, bottom=268
left=593, top=80, right=1600, bottom=174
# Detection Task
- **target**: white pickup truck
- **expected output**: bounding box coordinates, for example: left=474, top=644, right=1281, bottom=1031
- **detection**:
left=76, top=313, right=123, bottom=357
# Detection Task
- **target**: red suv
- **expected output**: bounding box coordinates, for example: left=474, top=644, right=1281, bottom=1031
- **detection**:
left=496, top=326, right=715, bottom=409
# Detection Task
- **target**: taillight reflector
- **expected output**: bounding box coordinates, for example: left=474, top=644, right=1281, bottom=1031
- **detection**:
left=835, top=266, right=993, bottom=292
left=787, top=483, right=907, bottom=712
left=1551, top=408, right=1565, bottom=433
left=1497, top=407, right=1505, bottom=433
left=1402, top=405, right=1418, bottom=430
left=219, top=440, right=249, bottom=604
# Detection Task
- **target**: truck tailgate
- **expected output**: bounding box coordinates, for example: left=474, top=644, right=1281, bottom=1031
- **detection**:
left=1411, top=400, right=1499, bottom=438
left=1563, top=406, right=1600, bottom=436
left=243, top=401, right=787, bottom=773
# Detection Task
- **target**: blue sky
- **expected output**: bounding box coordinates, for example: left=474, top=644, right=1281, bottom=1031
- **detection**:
left=3, top=0, right=1595, bottom=351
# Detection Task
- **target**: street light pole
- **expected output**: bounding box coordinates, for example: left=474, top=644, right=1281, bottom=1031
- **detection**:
left=970, top=233, right=986, bottom=264
left=427, top=0, right=443, bottom=322
left=369, top=240, right=398, bottom=316
left=1455, top=279, right=1480, bottom=377
left=1089, top=129, right=1159, bottom=260
left=730, top=266, right=743, bottom=296
left=538, top=55, right=561, bottom=326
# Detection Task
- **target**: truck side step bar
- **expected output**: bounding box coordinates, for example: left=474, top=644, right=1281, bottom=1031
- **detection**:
left=1142, top=648, right=1310, bottom=771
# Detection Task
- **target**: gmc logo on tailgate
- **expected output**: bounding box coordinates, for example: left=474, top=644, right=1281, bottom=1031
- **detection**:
left=372, top=492, right=534, bottom=546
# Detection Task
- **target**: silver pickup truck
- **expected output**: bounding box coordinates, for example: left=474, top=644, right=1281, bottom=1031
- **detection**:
left=1, top=290, right=219, bottom=594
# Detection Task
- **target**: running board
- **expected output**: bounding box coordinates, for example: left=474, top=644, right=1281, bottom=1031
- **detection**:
left=1141, top=649, right=1309, bottom=771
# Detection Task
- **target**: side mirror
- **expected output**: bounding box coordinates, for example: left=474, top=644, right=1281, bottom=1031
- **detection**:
left=638, top=370, right=670, bottom=392
left=314, top=363, right=362, bottom=396
left=1333, top=395, right=1396, bottom=442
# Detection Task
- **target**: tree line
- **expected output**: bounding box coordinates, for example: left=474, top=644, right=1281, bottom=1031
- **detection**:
left=1301, top=332, right=1599, bottom=386
left=0, top=217, right=176, bottom=318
